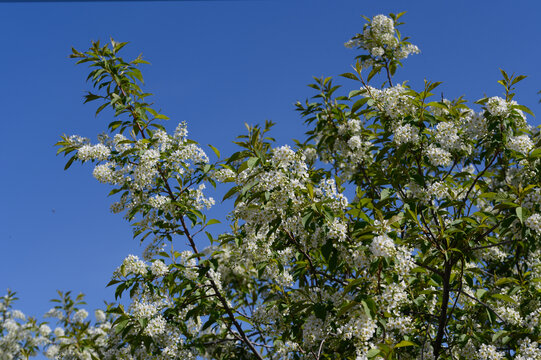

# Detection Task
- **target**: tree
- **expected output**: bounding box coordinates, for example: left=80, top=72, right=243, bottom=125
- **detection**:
left=2, top=12, right=541, bottom=360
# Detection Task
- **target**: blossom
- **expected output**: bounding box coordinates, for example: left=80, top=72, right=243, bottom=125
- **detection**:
left=435, top=122, right=460, bottom=151
left=121, top=254, right=148, bottom=276
left=370, top=235, right=395, bottom=258
left=426, top=144, right=452, bottom=167
left=53, top=327, right=64, bottom=337
left=478, top=343, right=504, bottom=360
left=73, top=309, right=89, bottom=323
left=39, top=324, right=51, bottom=336
left=486, top=96, right=509, bottom=117
left=144, top=315, right=167, bottom=338
left=77, top=143, right=111, bottom=161
left=94, top=310, right=106, bottom=323
left=507, top=134, right=533, bottom=155
left=150, top=260, right=169, bottom=277
left=525, top=213, right=541, bottom=235
left=393, top=123, right=419, bottom=145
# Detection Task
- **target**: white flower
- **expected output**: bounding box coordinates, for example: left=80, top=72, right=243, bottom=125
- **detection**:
left=214, top=168, right=235, bottom=182
left=77, top=143, right=111, bottom=161
left=150, top=260, right=169, bottom=277
left=272, top=145, right=296, bottom=168
left=526, top=213, right=541, bottom=235
left=120, top=254, right=148, bottom=276
left=148, top=195, right=170, bottom=210
left=507, top=134, right=533, bottom=155
left=303, top=147, right=318, bottom=163
left=73, top=309, right=88, bottom=323
left=478, top=343, right=504, bottom=360
left=131, top=301, right=158, bottom=319
left=462, top=111, right=488, bottom=139
left=11, top=309, right=26, bottom=320
left=45, top=345, right=59, bottom=359
left=435, top=122, right=460, bottom=151
left=370, top=235, right=395, bottom=258
left=39, top=324, right=51, bottom=336
left=144, top=315, right=167, bottom=338
left=426, top=144, right=452, bottom=167
left=370, top=46, right=384, bottom=57
left=113, top=133, right=131, bottom=152
left=53, top=327, right=65, bottom=337
left=393, top=124, right=419, bottom=145
left=428, top=181, right=448, bottom=199
left=95, top=309, right=106, bottom=323
left=486, top=96, right=509, bottom=117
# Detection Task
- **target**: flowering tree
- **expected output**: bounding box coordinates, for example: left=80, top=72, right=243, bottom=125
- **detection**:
left=2, top=12, right=541, bottom=360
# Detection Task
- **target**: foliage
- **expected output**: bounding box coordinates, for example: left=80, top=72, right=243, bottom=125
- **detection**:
left=2, top=13, right=541, bottom=360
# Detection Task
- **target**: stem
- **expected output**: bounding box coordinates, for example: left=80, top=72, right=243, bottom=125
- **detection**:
left=433, top=260, right=451, bottom=359
left=384, top=59, right=394, bottom=87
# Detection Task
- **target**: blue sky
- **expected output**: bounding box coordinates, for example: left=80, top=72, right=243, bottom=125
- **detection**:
left=1, top=0, right=540, bottom=348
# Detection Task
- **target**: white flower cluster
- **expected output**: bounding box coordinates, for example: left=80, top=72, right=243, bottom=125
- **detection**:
left=93, top=162, right=124, bottom=184
left=148, top=195, right=171, bottom=210
left=0, top=306, right=48, bottom=359
left=119, top=254, right=148, bottom=277
left=302, top=315, right=327, bottom=347
left=144, top=315, right=167, bottom=337
left=95, top=309, right=106, bottom=323
left=427, top=181, right=448, bottom=200
left=337, top=312, right=377, bottom=342
left=515, top=338, right=541, bottom=360
left=498, top=304, right=523, bottom=326
left=330, top=119, right=374, bottom=178
left=507, top=134, right=534, bottom=155
left=486, top=97, right=528, bottom=127
left=379, top=281, right=408, bottom=315
left=113, top=133, right=132, bottom=152
left=393, top=123, right=419, bottom=145
left=213, top=168, right=235, bottom=182
left=386, top=315, right=412, bottom=335
left=150, top=260, right=169, bottom=277
left=328, top=218, right=348, bottom=241
left=272, top=145, right=296, bottom=168
left=77, top=143, right=111, bottom=161
left=486, top=96, right=510, bottom=117
left=73, top=309, right=88, bottom=323
left=370, top=234, right=395, bottom=258
left=434, top=122, right=461, bottom=151
left=478, top=343, right=505, bottom=360
left=394, top=246, right=415, bottom=277
left=189, top=184, right=215, bottom=210
left=345, top=14, right=419, bottom=63
left=461, top=110, right=488, bottom=139
left=363, top=85, right=416, bottom=120
left=525, top=213, right=541, bottom=235
left=426, top=144, right=452, bottom=167
left=406, top=182, right=431, bottom=204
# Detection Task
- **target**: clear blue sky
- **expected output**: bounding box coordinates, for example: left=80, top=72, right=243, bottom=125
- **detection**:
left=1, top=0, right=540, bottom=347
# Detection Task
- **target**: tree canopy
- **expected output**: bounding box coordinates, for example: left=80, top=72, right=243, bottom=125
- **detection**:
left=2, top=12, right=541, bottom=360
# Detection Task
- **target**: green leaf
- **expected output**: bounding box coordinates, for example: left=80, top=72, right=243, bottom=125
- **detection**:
left=208, top=144, right=220, bottom=159
left=513, top=104, right=534, bottom=117
left=340, top=72, right=359, bottom=81
left=64, top=155, right=77, bottom=170
left=366, top=348, right=380, bottom=358
left=494, top=277, right=519, bottom=286
left=515, top=207, right=524, bottom=224
left=247, top=157, right=259, bottom=168
left=395, top=340, right=416, bottom=348
left=491, top=293, right=517, bottom=304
